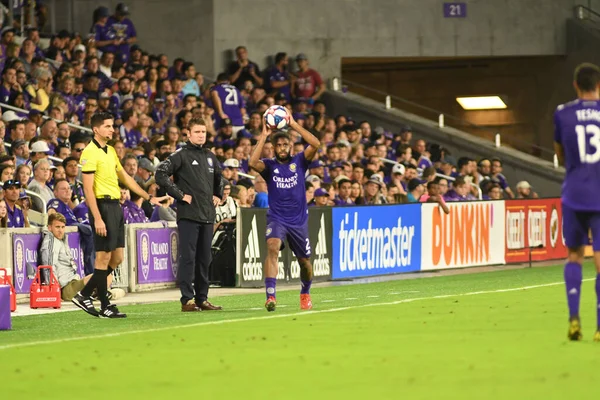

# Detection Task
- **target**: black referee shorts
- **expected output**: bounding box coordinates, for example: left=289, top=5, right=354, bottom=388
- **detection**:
left=90, top=199, right=125, bottom=252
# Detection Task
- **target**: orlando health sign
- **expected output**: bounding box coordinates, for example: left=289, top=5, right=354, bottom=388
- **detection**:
left=332, top=204, right=422, bottom=279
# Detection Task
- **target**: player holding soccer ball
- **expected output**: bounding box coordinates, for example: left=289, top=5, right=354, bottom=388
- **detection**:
left=554, top=63, right=600, bottom=341
left=248, top=107, right=320, bottom=312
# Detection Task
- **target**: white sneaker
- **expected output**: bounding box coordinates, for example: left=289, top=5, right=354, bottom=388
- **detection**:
left=108, top=288, right=126, bottom=300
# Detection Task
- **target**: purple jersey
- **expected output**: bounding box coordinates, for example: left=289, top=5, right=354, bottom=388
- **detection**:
left=47, top=198, right=78, bottom=225
left=105, top=17, right=137, bottom=63
left=260, top=152, right=309, bottom=226
left=73, top=202, right=89, bottom=224
left=211, top=84, right=245, bottom=128
left=554, top=99, right=600, bottom=211
left=6, top=202, right=25, bottom=227
left=265, top=66, right=291, bottom=101
left=119, top=126, right=144, bottom=148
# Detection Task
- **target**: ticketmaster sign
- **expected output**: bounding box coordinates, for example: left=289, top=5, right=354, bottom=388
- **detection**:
left=332, top=204, right=422, bottom=279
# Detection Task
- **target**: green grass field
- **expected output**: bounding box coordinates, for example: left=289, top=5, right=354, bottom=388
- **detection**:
left=2, top=263, right=600, bottom=399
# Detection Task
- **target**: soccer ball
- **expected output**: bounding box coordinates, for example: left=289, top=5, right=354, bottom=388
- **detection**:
left=264, top=105, right=290, bottom=130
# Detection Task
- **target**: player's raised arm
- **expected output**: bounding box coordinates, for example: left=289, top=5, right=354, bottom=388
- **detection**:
left=248, top=123, right=271, bottom=173
left=289, top=114, right=320, bottom=161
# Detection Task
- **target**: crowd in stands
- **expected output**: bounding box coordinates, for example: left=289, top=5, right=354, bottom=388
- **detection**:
left=0, top=2, right=543, bottom=235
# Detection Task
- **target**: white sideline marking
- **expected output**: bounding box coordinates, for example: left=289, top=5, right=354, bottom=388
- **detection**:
left=367, top=295, right=380, bottom=298
left=0, top=279, right=587, bottom=352
left=344, top=297, right=358, bottom=300
left=321, top=300, right=335, bottom=303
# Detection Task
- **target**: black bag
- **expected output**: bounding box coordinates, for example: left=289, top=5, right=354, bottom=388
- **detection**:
left=209, top=222, right=236, bottom=287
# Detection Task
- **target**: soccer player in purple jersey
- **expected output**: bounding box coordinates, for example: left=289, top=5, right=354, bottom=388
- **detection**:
left=554, top=63, right=600, bottom=341
left=210, top=73, right=246, bottom=134
left=248, top=114, right=320, bottom=312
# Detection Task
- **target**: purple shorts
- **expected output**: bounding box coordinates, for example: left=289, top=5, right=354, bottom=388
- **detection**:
left=562, top=204, right=600, bottom=251
left=266, top=218, right=311, bottom=259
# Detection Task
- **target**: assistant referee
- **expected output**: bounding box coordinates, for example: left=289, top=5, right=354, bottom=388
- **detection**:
left=155, top=117, right=224, bottom=312
left=72, top=112, right=161, bottom=318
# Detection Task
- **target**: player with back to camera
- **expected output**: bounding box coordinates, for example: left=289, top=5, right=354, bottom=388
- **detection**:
left=248, top=110, right=320, bottom=312
left=554, top=62, right=600, bottom=341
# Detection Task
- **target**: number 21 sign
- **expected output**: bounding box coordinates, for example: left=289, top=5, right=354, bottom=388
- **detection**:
left=444, top=2, right=467, bottom=18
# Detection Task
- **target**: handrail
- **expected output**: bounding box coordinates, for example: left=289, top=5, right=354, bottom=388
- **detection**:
left=0, top=102, right=93, bottom=133
left=338, top=78, right=556, bottom=158
left=379, top=157, right=483, bottom=200
left=574, top=4, right=600, bottom=20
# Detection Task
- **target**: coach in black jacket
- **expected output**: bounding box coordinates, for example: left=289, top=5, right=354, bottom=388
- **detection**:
left=155, top=117, right=224, bottom=312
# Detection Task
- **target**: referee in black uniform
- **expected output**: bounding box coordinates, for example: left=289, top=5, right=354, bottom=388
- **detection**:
left=72, top=112, right=161, bottom=318
left=156, top=117, right=224, bottom=312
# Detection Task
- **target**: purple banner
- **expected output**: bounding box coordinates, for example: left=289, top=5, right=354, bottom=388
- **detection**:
left=13, top=232, right=85, bottom=294
left=12, top=234, right=40, bottom=294
left=136, top=228, right=179, bottom=284
left=443, top=2, right=467, bottom=18
left=66, top=232, right=85, bottom=278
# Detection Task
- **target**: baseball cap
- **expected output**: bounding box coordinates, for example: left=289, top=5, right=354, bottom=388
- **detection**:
left=337, top=139, right=351, bottom=148
left=408, top=178, right=424, bottom=192
left=2, top=180, right=20, bottom=190
left=314, top=188, right=328, bottom=197
left=155, top=140, right=169, bottom=150
left=367, top=175, right=384, bottom=187
left=154, top=97, right=165, bottom=103
left=296, top=53, right=308, bottom=61
left=97, top=6, right=110, bottom=18
left=74, top=44, right=86, bottom=53
left=221, top=118, right=233, bottom=127
left=223, top=158, right=240, bottom=168
left=11, top=139, right=26, bottom=150
left=138, top=158, right=155, bottom=173
left=116, top=3, right=130, bottom=15
left=2, top=111, right=20, bottom=122
left=305, top=175, right=321, bottom=184
left=400, top=125, right=412, bottom=133
left=275, top=93, right=286, bottom=101
left=392, top=163, right=405, bottom=175
left=516, top=181, right=531, bottom=190
left=329, top=161, right=343, bottom=170
left=99, top=92, right=111, bottom=100
left=30, top=141, right=50, bottom=153
left=308, top=159, right=325, bottom=169
left=335, top=175, right=351, bottom=185
left=18, top=191, right=30, bottom=200
left=130, top=44, right=141, bottom=53
left=28, top=110, right=42, bottom=117
left=1, top=27, right=15, bottom=37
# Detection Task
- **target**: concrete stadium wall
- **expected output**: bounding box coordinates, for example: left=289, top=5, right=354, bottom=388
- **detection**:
left=59, top=0, right=585, bottom=79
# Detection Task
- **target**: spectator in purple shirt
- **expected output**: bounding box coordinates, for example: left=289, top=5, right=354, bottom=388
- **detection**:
left=122, top=189, right=149, bottom=224
left=490, top=157, right=515, bottom=199
left=443, top=176, right=473, bottom=202
left=264, top=52, right=292, bottom=102
left=333, top=176, right=354, bottom=206
left=211, top=73, right=246, bottom=133
left=3, top=180, right=28, bottom=227
left=0, top=66, right=18, bottom=104
left=106, top=3, right=137, bottom=64
left=119, top=109, right=143, bottom=148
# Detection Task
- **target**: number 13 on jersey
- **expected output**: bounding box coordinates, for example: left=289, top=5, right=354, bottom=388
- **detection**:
left=576, top=124, right=600, bottom=164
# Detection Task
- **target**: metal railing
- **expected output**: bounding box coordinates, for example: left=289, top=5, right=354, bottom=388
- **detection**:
left=331, top=77, right=559, bottom=164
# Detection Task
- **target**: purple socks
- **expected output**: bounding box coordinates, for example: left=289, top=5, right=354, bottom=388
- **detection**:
left=596, top=274, right=600, bottom=329
left=301, top=280, right=312, bottom=295
left=564, top=262, right=582, bottom=319
left=265, top=277, right=276, bottom=300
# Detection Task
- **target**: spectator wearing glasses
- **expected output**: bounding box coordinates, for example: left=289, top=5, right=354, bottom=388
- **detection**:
left=3, top=180, right=29, bottom=227
left=70, top=139, right=87, bottom=161
left=27, top=159, right=54, bottom=212
left=63, top=156, right=84, bottom=204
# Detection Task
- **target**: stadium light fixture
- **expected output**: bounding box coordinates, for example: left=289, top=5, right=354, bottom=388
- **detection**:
left=456, top=96, right=507, bottom=110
